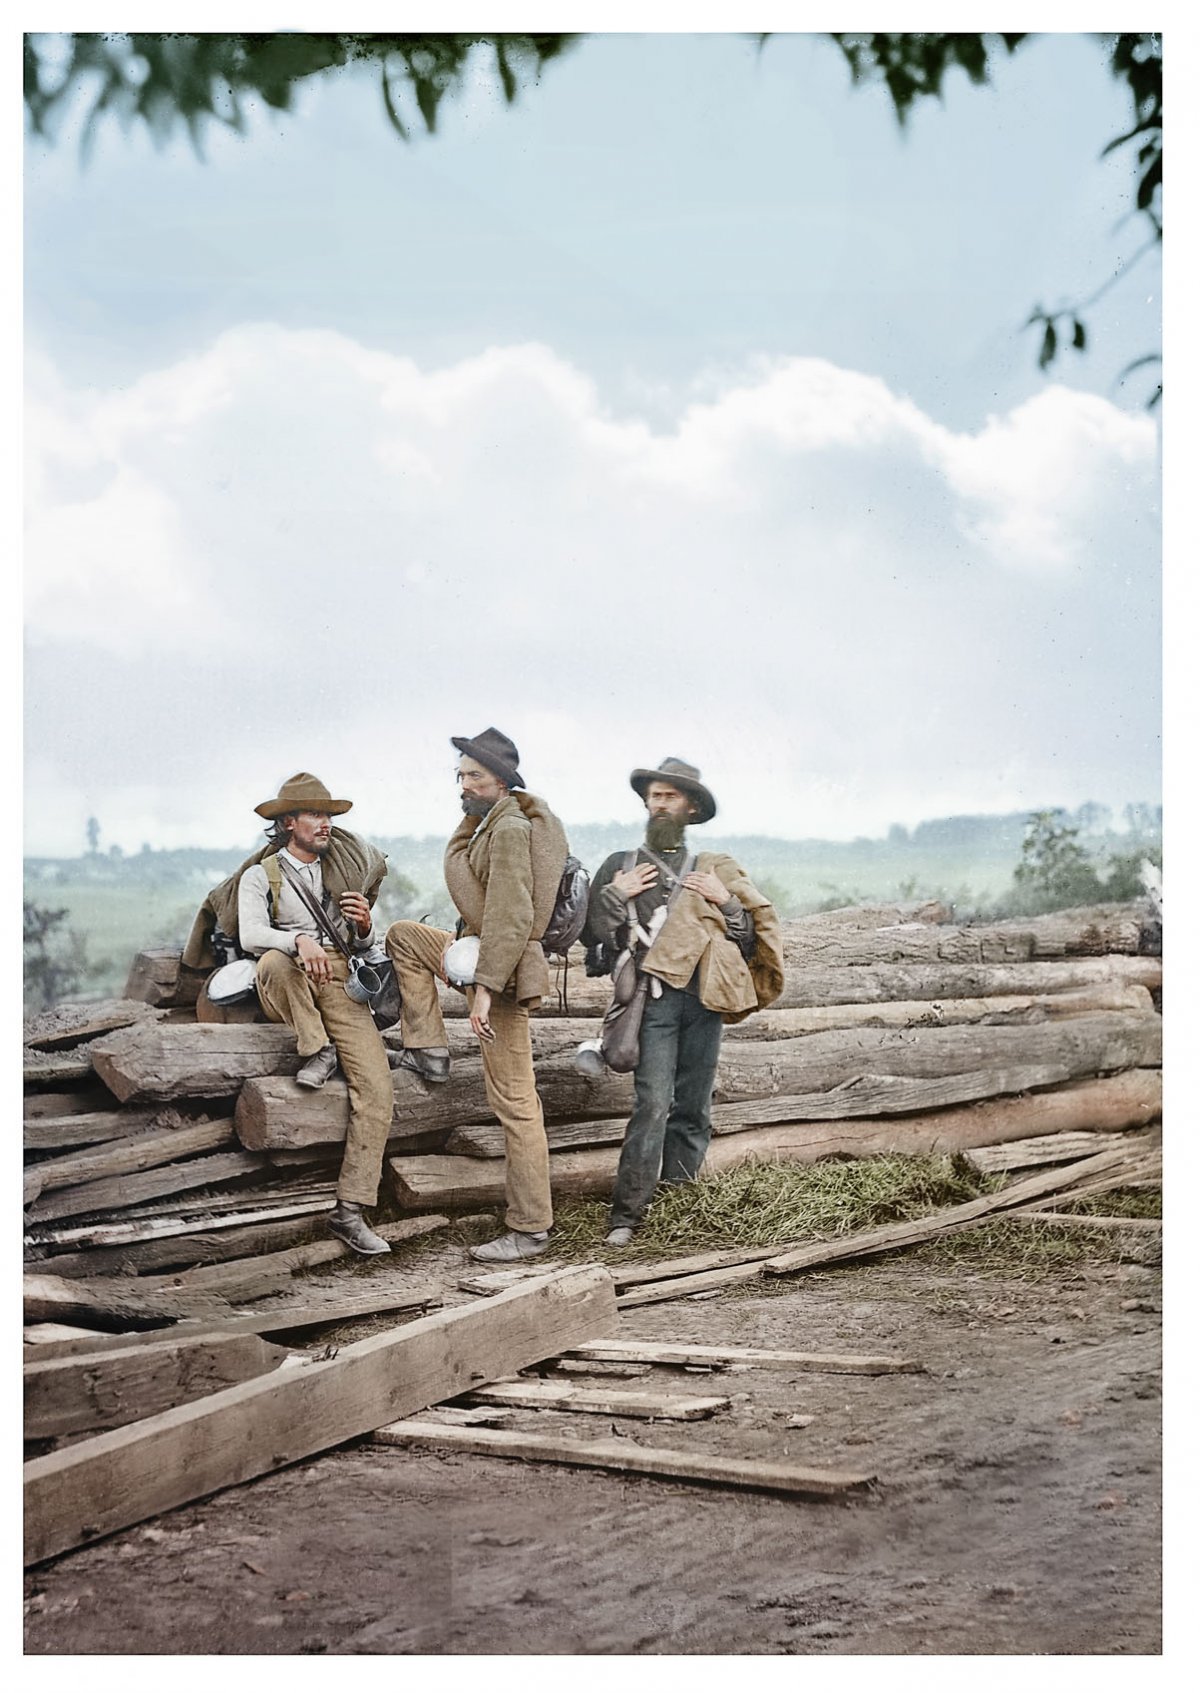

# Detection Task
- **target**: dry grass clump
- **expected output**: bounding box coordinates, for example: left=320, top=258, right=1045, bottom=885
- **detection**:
left=547, top=1153, right=993, bottom=1261
left=1058, top=1186, right=1162, bottom=1219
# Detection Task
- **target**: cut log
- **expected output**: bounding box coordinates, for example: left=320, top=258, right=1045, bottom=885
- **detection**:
left=23, top=999, right=163, bottom=1053
left=779, top=906, right=1147, bottom=968
left=243, top=1010, right=1160, bottom=1152
left=23, top=1272, right=239, bottom=1332
left=565, top=1341, right=922, bottom=1374
left=962, top=1129, right=1154, bottom=1174
left=28, top=1212, right=346, bottom=1280
left=24, top=1334, right=289, bottom=1440
left=446, top=1064, right=1074, bottom=1157
left=24, top=1110, right=160, bottom=1153
left=28, top=1117, right=237, bottom=1195
left=90, top=1024, right=303, bottom=1104
left=772, top=956, right=1160, bottom=1009
left=464, top=1380, right=731, bottom=1420
left=24, top=1150, right=268, bottom=1226
left=24, top=1054, right=95, bottom=1087
left=389, top=1071, right=1162, bottom=1211
left=123, top=949, right=205, bottom=1008
left=25, top=1086, right=121, bottom=1120
left=24, top=1265, right=618, bottom=1565
left=372, top=1421, right=875, bottom=1498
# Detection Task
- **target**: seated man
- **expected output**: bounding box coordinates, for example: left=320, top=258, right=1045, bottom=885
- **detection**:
left=584, top=757, right=785, bottom=1246
left=236, top=772, right=395, bottom=1257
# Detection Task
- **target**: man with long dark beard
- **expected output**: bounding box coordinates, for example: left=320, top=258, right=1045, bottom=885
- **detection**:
left=584, top=758, right=785, bottom=1246
left=385, top=728, right=568, bottom=1263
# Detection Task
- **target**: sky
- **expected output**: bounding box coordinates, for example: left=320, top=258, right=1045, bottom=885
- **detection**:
left=22, top=24, right=1163, bottom=856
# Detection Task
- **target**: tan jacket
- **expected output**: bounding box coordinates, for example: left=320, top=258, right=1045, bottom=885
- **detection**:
left=443, top=792, right=568, bottom=1007
left=642, top=850, right=785, bottom=1023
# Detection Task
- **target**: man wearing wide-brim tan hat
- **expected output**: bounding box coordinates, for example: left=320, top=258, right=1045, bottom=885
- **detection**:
left=185, top=772, right=395, bottom=1257
left=383, top=728, right=569, bottom=1264
left=583, top=757, right=785, bottom=1247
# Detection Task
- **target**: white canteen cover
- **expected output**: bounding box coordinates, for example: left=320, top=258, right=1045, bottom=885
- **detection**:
left=442, top=935, right=481, bottom=987
left=206, top=958, right=259, bottom=1005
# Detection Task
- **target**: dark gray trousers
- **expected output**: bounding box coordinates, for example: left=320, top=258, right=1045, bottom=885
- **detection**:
left=608, top=984, right=724, bottom=1230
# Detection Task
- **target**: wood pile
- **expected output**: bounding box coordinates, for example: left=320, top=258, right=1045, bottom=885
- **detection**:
left=23, top=898, right=1162, bottom=1562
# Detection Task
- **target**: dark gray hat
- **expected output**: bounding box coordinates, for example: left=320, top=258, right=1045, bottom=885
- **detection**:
left=451, top=727, right=525, bottom=790
left=630, top=757, right=716, bottom=824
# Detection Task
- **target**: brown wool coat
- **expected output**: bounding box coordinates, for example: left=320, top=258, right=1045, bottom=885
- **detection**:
left=443, top=792, right=568, bottom=1007
left=181, top=828, right=388, bottom=970
left=641, top=850, right=785, bottom=1023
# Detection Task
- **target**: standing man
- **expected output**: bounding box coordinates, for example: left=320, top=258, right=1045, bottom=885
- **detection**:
left=235, top=773, right=396, bottom=1257
left=584, top=757, right=785, bottom=1247
left=385, top=729, right=568, bottom=1264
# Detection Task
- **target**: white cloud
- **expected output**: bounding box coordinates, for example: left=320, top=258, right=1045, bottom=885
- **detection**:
left=23, top=329, right=1160, bottom=852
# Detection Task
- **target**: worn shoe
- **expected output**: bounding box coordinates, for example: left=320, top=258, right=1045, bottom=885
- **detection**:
left=327, top=1202, right=392, bottom=1257
left=388, top=1047, right=450, bottom=1084
left=468, top=1230, right=551, bottom=1264
left=295, top=1044, right=338, bottom=1089
left=604, top=1227, right=635, bottom=1248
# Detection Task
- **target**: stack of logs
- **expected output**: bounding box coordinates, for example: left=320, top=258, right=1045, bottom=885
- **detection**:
left=23, top=899, right=1161, bottom=1280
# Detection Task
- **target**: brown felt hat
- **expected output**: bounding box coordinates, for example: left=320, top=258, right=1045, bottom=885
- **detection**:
left=450, top=727, right=525, bottom=790
left=630, top=757, right=717, bottom=824
left=254, top=772, right=352, bottom=820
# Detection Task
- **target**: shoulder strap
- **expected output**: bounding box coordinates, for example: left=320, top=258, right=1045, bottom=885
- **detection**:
left=276, top=854, right=353, bottom=959
left=263, top=853, right=283, bottom=924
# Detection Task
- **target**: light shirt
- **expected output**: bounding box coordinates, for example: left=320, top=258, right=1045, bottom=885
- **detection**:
left=237, top=847, right=376, bottom=957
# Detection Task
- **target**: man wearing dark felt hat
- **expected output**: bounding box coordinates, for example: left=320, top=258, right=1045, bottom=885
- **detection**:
left=185, top=772, right=396, bottom=1257
left=384, top=728, right=569, bottom=1263
left=584, top=757, right=785, bottom=1246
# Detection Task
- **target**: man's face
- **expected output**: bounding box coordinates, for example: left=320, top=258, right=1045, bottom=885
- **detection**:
left=457, top=756, right=507, bottom=817
left=286, top=811, right=333, bottom=856
left=644, top=782, right=696, bottom=826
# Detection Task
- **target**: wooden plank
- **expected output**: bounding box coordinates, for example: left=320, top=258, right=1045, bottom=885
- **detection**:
left=617, top=1263, right=768, bottom=1307
left=90, top=1023, right=302, bottom=1103
left=763, top=1147, right=1145, bottom=1276
left=24, top=1265, right=618, bottom=1565
left=29, top=1117, right=237, bottom=1194
left=23, top=1272, right=239, bottom=1331
left=389, top=1070, right=1163, bottom=1211
left=24, top=1150, right=268, bottom=1226
left=24, top=1110, right=160, bottom=1152
left=152, top=1215, right=451, bottom=1294
left=245, top=1010, right=1161, bottom=1151
left=565, top=1342, right=923, bottom=1374
left=26, top=1196, right=337, bottom=1253
left=465, top=1380, right=730, bottom=1420
left=371, top=1420, right=875, bottom=1498
left=24, top=1054, right=94, bottom=1086
left=24, top=1334, right=289, bottom=1440
left=25, top=1324, right=119, bottom=1348
left=770, top=955, right=1161, bottom=1009
left=1005, top=1209, right=1162, bottom=1232
left=963, top=1129, right=1150, bottom=1174
left=24, top=1087, right=121, bottom=1121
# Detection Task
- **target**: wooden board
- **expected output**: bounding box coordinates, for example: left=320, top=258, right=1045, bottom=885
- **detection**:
left=24, top=1150, right=268, bottom=1226
left=29, top=1117, right=237, bottom=1194
left=24, top=1110, right=160, bottom=1153
left=963, top=1129, right=1152, bottom=1174
left=26, top=1196, right=338, bottom=1254
left=151, top=1214, right=451, bottom=1295
left=371, top=1420, right=875, bottom=1498
left=24, top=1001, right=163, bottom=1053
left=389, top=1070, right=1163, bottom=1211
left=465, top=1380, right=731, bottom=1420
left=24, top=1333, right=289, bottom=1440
left=771, top=955, right=1161, bottom=1009
left=565, top=1341, right=923, bottom=1374
left=24, top=1265, right=618, bottom=1565
left=1006, top=1209, right=1162, bottom=1232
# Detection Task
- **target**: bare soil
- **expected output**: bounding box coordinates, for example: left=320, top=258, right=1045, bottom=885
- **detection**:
left=23, top=1245, right=1162, bottom=1656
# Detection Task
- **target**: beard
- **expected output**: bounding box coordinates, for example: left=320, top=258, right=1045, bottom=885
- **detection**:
left=461, top=794, right=494, bottom=818
left=645, top=814, right=687, bottom=852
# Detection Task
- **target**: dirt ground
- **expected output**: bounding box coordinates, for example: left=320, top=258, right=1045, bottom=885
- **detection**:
left=23, top=1243, right=1161, bottom=1657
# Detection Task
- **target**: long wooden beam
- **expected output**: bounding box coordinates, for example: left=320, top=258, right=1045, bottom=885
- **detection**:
left=372, top=1421, right=875, bottom=1498
left=24, top=1265, right=618, bottom=1565
left=565, top=1341, right=922, bottom=1374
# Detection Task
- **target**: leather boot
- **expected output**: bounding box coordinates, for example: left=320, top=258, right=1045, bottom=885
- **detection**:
left=295, top=1043, right=338, bottom=1089
left=327, top=1202, right=391, bottom=1257
left=388, top=1046, right=450, bottom=1084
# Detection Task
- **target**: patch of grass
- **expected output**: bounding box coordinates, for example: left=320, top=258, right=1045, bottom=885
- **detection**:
left=1058, top=1187, right=1162, bottom=1219
left=547, top=1154, right=995, bottom=1262
left=908, top=1215, right=1159, bottom=1279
